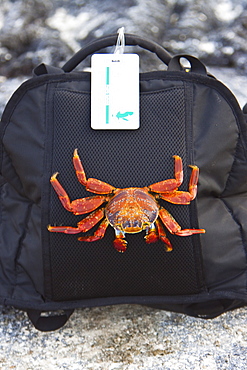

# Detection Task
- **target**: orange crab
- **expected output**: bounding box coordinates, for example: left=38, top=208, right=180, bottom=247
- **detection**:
left=48, top=149, right=205, bottom=252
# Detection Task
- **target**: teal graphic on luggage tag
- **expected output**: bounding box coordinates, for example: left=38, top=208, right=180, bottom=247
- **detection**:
left=106, top=66, right=110, bottom=124
left=116, top=111, right=134, bottom=121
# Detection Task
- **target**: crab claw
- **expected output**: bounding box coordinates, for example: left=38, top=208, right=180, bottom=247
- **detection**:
left=145, top=231, right=159, bottom=244
left=113, top=238, right=128, bottom=253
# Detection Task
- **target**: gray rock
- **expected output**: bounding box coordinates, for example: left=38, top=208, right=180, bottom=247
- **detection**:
left=0, top=304, right=247, bottom=369
left=0, top=0, right=247, bottom=77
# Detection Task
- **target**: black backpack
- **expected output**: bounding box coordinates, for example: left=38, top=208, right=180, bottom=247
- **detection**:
left=1, top=34, right=247, bottom=331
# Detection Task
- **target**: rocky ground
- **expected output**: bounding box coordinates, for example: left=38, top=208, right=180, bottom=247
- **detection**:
left=0, top=0, right=247, bottom=77
left=1, top=0, right=247, bottom=369
left=0, top=304, right=247, bottom=369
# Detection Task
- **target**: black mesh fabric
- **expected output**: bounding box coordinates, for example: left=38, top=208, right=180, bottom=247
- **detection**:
left=45, top=84, right=204, bottom=301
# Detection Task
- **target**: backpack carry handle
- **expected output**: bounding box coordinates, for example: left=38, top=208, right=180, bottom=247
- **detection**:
left=62, top=33, right=173, bottom=72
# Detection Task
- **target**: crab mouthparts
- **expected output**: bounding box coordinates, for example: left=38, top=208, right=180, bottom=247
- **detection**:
left=122, top=220, right=143, bottom=234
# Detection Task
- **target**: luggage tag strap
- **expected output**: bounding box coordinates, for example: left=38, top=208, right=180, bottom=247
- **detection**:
left=62, top=33, right=172, bottom=72
left=114, top=27, right=125, bottom=54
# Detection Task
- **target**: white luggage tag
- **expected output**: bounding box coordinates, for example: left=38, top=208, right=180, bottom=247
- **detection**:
left=91, top=53, right=139, bottom=130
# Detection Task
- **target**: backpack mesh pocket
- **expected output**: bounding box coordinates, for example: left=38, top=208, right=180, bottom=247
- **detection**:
left=43, top=84, right=205, bottom=301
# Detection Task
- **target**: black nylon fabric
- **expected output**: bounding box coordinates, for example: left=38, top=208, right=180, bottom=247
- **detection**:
left=192, top=84, right=247, bottom=293
left=0, top=70, right=246, bottom=315
left=43, top=83, right=203, bottom=301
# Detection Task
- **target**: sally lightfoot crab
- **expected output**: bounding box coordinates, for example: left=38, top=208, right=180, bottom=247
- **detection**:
left=48, top=149, right=205, bottom=252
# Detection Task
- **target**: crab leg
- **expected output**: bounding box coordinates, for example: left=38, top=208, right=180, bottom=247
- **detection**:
left=159, top=165, right=199, bottom=204
left=48, top=208, right=105, bottom=234
left=78, top=218, right=109, bottom=242
left=72, top=149, right=87, bottom=185
left=50, top=173, right=107, bottom=214
left=159, top=208, right=205, bottom=236
left=113, top=228, right=128, bottom=253
left=145, top=221, right=173, bottom=252
left=149, top=155, right=183, bottom=193
left=155, top=219, right=173, bottom=251
left=145, top=223, right=159, bottom=244
left=73, top=149, right=116, bottom=194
